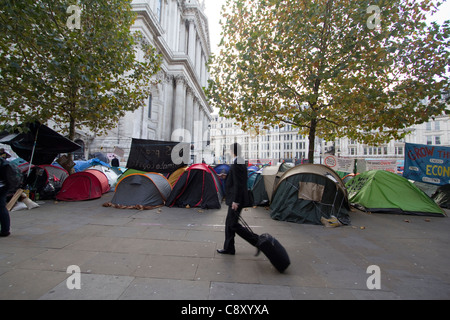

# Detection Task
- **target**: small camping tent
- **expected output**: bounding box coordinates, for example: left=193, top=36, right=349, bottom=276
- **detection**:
left=248, top=168, right=269, bottom=206
left=168, top=166, right=188, bottom=187
left=88, top=165, right=119, bottom=189
left=270, top=164, right=351, bottom=225
left=118, top=168, right=147, bottom=181
left=214, top=164, right=230, bottom=194
left=166, top=163, right=223, bottom=209
left=109, top=172, right=172, bottom=209
left=25, top=165, right=69, bottom=199
left=346, top=170, right=446, bottom=217
left=262, top=163, right=292, bottom=202
left=56, top=169, right=110, bottom=201
left=247, top=166, right=259, bottom=189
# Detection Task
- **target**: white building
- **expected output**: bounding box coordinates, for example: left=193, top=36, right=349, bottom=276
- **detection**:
left=78, top=0, right=213, bottom=162
left=337, top=115, right=450, bottom=159
left=210, top=114, right=450, bottom=165
left=210, top=114, right=317, bottom=164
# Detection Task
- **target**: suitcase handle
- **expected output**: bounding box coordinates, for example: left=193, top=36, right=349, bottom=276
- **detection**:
left=234, top=211, right=261, bottom=257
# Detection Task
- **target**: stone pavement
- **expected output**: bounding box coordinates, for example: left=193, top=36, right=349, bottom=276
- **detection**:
left=0, top=192, right=449, bottom=300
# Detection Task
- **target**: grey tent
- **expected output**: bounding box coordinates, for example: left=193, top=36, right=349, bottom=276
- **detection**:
left=432, top=184, right=450, bottom=209
left=262, top=163, right=293, bottom=202
left=108, top=173, right=172, bottom=209
left=270, top=164, right=351, bottom=225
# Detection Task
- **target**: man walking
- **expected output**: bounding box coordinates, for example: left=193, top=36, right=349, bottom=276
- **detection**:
left=217, top=143, right=259, bottom=255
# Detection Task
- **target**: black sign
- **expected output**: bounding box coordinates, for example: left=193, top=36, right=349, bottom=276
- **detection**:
left=126, top=139, right=189, bottom=173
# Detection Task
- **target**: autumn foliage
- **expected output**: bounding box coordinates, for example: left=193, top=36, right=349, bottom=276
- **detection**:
left=206, top=0, right=449, bottom=162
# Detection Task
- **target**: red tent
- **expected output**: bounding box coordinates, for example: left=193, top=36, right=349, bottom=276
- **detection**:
left=165, top=163, right=223, bottom=209
left=56, top=169, right=110, bottom=201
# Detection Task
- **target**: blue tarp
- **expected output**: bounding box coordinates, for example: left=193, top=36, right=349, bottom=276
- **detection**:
left=73, top=158, right=111, bottom=172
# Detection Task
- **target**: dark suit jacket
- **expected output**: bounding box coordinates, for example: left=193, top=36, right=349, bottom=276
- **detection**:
left=225, top=157, right=249, bottom=207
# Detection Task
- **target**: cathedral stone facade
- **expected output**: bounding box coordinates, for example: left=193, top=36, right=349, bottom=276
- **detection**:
left=83, top=0, right=212, bottom=162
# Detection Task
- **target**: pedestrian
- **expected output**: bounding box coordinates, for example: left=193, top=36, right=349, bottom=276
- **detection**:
left=217, top=143, right=259, bottom=255
left=111, top=156, right=120, bottom=167
left=0, top=149, right=12, bottom=237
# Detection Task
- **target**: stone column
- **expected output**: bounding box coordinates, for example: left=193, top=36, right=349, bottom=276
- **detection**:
left=185, top=88, right=194, bottom=143
left=196, top=38, right=202, bottom=77
left=163, top=75, right=174, bottom=141
left=193, top=99, right=200, bottom=143
left=188, top=19, right=196, bottom=64
left=172, top=75, right=186, bottom=141
left=200, top=54, right=206, bottom=87
left=178, top=18, right=187, bottom=53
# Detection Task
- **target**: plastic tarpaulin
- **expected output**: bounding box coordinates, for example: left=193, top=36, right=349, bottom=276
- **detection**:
left=0, top=122, right=81, bottom=165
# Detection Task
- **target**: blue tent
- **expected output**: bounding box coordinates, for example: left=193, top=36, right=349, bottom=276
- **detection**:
left=213, top=164, right=230, bottom=194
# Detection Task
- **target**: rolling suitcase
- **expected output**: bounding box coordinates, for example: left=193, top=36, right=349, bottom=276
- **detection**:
left=255, top=233, right=291, bottom=273
left=238, top=214, right=290, bottom=273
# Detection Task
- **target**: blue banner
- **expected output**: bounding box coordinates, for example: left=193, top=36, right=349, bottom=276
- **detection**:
left=403, top=143, right=450, bottom=185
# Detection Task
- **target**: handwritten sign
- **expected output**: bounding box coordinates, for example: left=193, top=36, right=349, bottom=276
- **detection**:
left=403, top=143, right=450, bottom=185
left=126, top=139, right=189, bottom=173
left=324, top=155, right=355, bottom=173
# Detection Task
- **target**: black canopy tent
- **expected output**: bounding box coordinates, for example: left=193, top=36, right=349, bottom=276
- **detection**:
left=0, top=122, right=81, bottom=165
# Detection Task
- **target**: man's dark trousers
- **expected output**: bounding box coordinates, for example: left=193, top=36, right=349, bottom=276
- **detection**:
left=0, top=190, right=10, bottom=234
left=223, top=205, right=259, bottom=253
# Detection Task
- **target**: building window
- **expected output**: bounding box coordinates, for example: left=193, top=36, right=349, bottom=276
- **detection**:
left=435, top=136, right=441, bottom=145
left=435, top=121, right=440, bottom=131
left=427, top=136, right=433, bottom=145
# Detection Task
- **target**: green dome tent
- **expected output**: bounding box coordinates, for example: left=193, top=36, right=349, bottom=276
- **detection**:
left=346, top=170, right=446, bottom=217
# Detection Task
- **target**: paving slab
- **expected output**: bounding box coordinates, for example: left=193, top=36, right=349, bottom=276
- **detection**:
left=0, top=193, right=449, bottom=301
left=209, top=282, right=293, bottom=300
left=119, top=278, right=211, bottom=300
left=39, top=274, right=135, bottom=300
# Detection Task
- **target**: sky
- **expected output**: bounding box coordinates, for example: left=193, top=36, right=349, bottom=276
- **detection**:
left=204, top=0, right=450, bottom=56
left=204, top=0, right=227, bottom=55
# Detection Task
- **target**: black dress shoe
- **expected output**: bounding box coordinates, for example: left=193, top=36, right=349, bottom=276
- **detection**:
left=217, top=249, right=235, bottom=255
left=0, top=232, right=10, bottom=237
